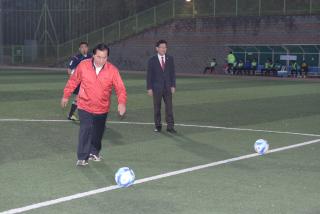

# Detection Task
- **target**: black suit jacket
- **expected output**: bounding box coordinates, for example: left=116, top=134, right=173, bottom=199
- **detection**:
left=146, top=55, right=176, bottom=92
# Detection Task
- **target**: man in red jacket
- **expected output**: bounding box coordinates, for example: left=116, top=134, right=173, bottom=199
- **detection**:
left=61, top=43, right=127, bottom=166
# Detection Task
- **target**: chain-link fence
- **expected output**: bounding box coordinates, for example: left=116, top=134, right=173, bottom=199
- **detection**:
left=0, top=0, right=167, bottom=45
left=1, top=0, right=320, bottom=65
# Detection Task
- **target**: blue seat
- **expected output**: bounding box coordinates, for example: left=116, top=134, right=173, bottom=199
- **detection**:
left=308, top=66, right=320, bottom=77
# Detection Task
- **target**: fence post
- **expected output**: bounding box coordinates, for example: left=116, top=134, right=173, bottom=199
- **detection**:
left=0, top=0, right=3, bottom=64
left=244, top=51, right=247, bottom=62
left=118, top=21, right=121, bottom=40
left=71, top=40, right=74, bottom=55
left=283, top=0, right=286, bottom=15
left=258, top=0, right=261, bottom=16
left=57, top=44, right=59, bottom=61
left=235, top=0, right=238, bottom=16
left=102, top=27, right=105, bottom=43
left=172, top=0, right=176, bottom=18
left=11, top=46, right=14, bottom=64
left=135, top=14, right=138, bottom=33
left=154, top=6, right=157, bottom=25
left=309, top=0, right=312, bottom=14
left=213, top=0, right=216, bottom=16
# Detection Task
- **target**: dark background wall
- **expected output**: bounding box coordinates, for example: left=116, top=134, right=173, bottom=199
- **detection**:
left=109, top=15, right=320, bottom=73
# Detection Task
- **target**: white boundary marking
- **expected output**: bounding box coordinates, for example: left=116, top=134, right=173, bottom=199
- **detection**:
left=0, top=118, right=320, bottom=137
left=1, top=138, right=320, bottom=214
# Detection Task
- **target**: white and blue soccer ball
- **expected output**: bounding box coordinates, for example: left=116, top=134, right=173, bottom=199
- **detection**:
left=115, top=167, right=135, bottom=187
left=254, top=139, right=269, bottom=155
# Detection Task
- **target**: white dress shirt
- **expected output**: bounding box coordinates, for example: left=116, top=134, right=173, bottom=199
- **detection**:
left=158, top=54, right=166, bottom=65
left=94, top=63, right=103, bottom=75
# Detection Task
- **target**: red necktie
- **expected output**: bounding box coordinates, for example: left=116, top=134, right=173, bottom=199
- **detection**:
left=161, top=56, right=165, bottom=71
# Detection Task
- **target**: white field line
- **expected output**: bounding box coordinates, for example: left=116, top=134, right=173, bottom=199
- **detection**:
left=0, top=118, right=320, bottom=137
left=1, top=138, right=320, bottom=214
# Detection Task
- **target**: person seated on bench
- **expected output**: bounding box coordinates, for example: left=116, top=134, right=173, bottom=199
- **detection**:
left=250, top=58, right=257, bottom=76
left=203, top=58, right=217, bottom=74
left=235, top=59, right=244, bottom=75
left=263, top=59, right=273, bottom=76
left=223, top=60, right=229, bottom=74
left=291, top=61, right=298, bottom=78
left=300, top=60, right=308, bottom=78
left=272, top=61, right=282, bottom=77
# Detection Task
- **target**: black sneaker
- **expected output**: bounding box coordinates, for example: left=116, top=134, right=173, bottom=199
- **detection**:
left=166, top=128, right=177, bottom=133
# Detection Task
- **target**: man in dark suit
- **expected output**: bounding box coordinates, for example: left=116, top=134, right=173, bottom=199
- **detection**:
left=147, top=40, right=176, bottom=133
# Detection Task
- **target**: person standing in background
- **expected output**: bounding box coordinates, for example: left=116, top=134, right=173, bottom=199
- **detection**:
left=203, top=58, right=217, bottom=74
left=227, top=51, right=236, bottom=74
left=146, top=40, right=177, bottom=133
left=67, top=42, right=92, bottom=121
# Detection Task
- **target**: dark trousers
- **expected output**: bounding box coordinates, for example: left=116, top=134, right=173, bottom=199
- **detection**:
left=272, top=69, right=278, bottom=77
left=78, top=109, right=108, bottom=160
left=153, top=89, right=174, bottom=129
left=291, top=69, right=298, bottom=77
left=203, top=66, right=215, bottom=74
left=262, top=69, right=271, bottom=76
left=227, top=63, right=233, bottom=74
left=300, top=68, right=308, bottom=76
left=251, top=67, right=257, bottom=76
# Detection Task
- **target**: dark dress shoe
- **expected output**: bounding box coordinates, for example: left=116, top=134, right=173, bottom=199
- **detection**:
left=166, top=128, right=177, bottom=133
left=154, top=126, right=162, bottom=132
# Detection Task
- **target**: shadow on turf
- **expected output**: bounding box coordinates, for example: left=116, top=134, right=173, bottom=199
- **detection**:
left=133, top=94, right=320, bottom=128
left=78, top=161, right=115, bottom=185
left=71, top=120, right=254, bottom=173
left=103, top=126, right=127, bottom=146
left=161, top=131, right=257, bottom=171
left=161, top=131, right=231, bottom=161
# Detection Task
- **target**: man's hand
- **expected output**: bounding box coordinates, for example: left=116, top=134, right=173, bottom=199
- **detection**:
left=147, top=89, right=153, bottom=96
left=171, top=87, right=176, bottom=94
left=118, top=103, right=126, bottom=117
left=60, top=98, right=69, bottom=108
left=67, top=69, right=72, bottom=76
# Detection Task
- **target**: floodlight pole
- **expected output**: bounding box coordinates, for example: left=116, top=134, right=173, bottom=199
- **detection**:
left=192, top=0, right=195, bottom=18
left=0, top=0, right=3, bottom=64
left=44, top=0, right=47, bottom=58
left=153, top=7, right=156, bottom=25
left=235, top=0, right=238, bottom=16
left=258, top=0, right=261, bottom=16
left=172, top=0, right=175, bottom=18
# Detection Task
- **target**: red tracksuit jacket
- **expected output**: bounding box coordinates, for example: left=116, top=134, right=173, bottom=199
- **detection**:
left=63, top=59, right=127, bottom=114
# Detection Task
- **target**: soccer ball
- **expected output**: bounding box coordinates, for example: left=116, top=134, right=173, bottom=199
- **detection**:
left=254, top=139, right=269, bottom=155
left=115, top=167, right=135, bottom=187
